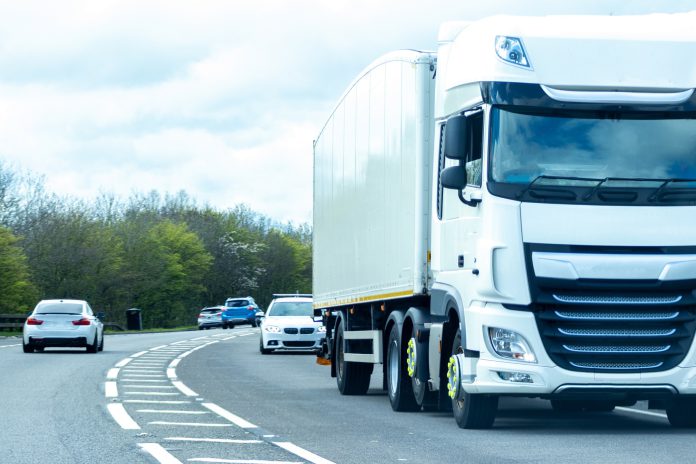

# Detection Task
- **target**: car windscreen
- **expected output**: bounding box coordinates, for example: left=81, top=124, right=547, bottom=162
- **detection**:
left=226, top=300, right=249, bottom=307
left=35, top=303, right=83, bottom=315
left=201, top=308, right=221, bottom=314
left=267, top=301, right=313, bottom=317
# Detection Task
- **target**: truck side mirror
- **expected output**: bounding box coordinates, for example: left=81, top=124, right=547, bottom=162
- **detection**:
left=444, top=114, right=469, bottom=160
left=440, top=165, right=467, bottom=190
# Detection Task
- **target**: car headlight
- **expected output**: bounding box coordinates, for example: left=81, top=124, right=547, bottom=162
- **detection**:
left=317, top=325, right=326, bottom=333
left=487, top=327, right=536, bottom=363
left=264, top=325, right=281, bottom=333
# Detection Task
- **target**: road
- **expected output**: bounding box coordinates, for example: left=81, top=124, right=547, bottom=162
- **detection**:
left=0, top=330, right=694, bottom=464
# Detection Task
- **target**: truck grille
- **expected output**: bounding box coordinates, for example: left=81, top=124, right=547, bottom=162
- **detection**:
left=536, top=304, right=696, bottom=373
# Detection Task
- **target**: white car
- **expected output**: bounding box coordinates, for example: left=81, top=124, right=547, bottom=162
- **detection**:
left=23, top=299, right=104, bottom=353
left=197, top=306, right=224, bottom=330
left=259, top=294, right=324, bottom=354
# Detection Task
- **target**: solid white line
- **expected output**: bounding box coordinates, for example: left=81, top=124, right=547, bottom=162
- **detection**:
left=273, top=442, right=335, bottom=464
left=169, top=358, right=181, bottom=368
left=189, top=460, right=300, bottom=464
left=131, top=350, right=148, bottom=358
left=202, top=403, right=257, bottom=429
left=138, top=443, right=182, bottom=464
left=115, top=358, right=132, bottom=367
left=130, top=361, right=168, bottom=364
left=125, top=392, right=180, bottom=396
left=167, top=368, right=177, bottom=379
left=616, top=406, right=668, bottom=419
left=107, top=368, right=120, bottom=380
left=164, top=437, right=261, bottom=444
left=123, top=400, right=191, bottom=404
left=148, top=421, right=232, bottom=427
left=138, top=410, right=209, bottom=415
left=190, top=336, right=210, bottom=340
left=238, top=333, right=254, bottom=337
left=172, top=380, right=198, bottom=397
left=107, top=403, right=140, bottom=430
left=221, top=336, right=237, bottom=340
left=105, top=381, right=118, bottom=398
left=122, top=374, right=166, bottom=378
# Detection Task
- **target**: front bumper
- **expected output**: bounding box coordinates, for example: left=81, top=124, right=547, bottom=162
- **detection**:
left=460, top=302, right=696, bottom=397
left=262, top=332, right=325, bottom=351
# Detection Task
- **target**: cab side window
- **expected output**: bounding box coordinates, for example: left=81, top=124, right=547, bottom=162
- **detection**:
left=465, top=112, right=483, bottom=188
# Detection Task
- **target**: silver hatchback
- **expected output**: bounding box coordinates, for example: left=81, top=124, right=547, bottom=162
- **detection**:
left=23, top=299, right=104, bottom=353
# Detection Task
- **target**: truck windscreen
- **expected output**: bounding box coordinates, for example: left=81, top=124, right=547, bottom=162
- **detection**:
left=487, top=108, right=696, bottom=205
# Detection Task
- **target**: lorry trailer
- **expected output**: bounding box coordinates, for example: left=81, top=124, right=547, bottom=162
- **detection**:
left=312, top=13, right=696, bottom=428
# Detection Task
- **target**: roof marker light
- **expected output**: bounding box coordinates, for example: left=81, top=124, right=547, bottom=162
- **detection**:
left=495, top=36, right=531, bottom=68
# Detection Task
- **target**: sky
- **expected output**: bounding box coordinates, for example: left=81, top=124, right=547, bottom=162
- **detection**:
left=0, top=0, right=694, bottom=224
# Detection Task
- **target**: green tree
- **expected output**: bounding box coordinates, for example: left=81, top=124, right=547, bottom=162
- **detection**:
left=0, top=226, right=37, bottom=313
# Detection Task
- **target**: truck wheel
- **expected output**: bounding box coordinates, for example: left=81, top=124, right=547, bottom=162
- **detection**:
left=386, top=324, right=420, bottom=411
left=450, top=330, right=498, bottom=429
left=667, top=398, right=696, bottom=427
left=335, top=319, right=372, bottom=395
left=407, top=327, right=437, bottom=411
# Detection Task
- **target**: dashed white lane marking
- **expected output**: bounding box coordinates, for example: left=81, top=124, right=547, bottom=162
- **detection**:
left=0, top=344, right=21, bottom=348
left=107, top=403, right=140, bottom=430
left=121, top=379, right=169, bottom=383
left=124, top=391, right=181, bottom=396
left=616, top=406, right=668, bottom=419
left=122, top=374, right=166, bottom=378
left=148, top=421, right=232, bottom=427
left=188, top=459, right=300, bottom=464
left=172, top=380, right=198, bottom=397
left=138, top=410, right=209, bottom=415
left=138, top=443, right=182, bottom=464
left=273, top=442, right=336, bottom=464
left=123, top=399, right=192, bottom=404
left=164, top=437, right=261, bottom=444
left=202, top=403, right=258, bottom=429
left=105, top=381, right=118, bottom=397
left=107, top=368, right=120, bottom=380
left=122, top=385, right=176, bottom=389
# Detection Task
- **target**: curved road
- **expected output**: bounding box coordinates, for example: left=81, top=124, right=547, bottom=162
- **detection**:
left=0, top=329, right=692, bottom=464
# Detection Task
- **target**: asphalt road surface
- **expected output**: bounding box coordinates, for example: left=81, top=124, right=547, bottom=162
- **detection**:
left=1, top=329, right=694, bottom=464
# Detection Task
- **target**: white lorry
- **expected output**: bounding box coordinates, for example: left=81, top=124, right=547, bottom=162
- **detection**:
left=313, top=13, right=696, bottom=428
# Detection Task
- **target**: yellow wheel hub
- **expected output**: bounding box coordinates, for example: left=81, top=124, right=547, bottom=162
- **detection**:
left=406, top=337, right=417, bottom=378
left=446, top=355, right=459, bottom=399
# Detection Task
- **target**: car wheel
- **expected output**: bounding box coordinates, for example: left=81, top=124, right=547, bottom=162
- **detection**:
left=98, top=333, right=104, bottom=352
left=251, top=320, right=258, bottom=328
left=23, top=341, right=34, bottom=353
left=198, top=326, right=204, bottom=330
left=222, top=324, right=228, bottom=329
left=86, top=333, right=98, bottom=353
left=259, top=337, right=273, bottom=355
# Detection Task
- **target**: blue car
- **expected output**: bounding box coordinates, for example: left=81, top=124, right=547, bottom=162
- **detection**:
left=221, top=296, right=260, bottom=329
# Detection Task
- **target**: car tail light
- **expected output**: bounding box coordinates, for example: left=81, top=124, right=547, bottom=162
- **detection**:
left=247, top=305, right=254, bottom=311
left=26, top=317, right=43, bottom=325
left=72, top=318, right=91, bottom=326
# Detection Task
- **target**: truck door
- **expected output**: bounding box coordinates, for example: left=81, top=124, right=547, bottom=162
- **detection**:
left=434, top=110, right=484, bottom=288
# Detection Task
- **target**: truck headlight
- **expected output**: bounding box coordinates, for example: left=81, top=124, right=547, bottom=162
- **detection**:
left=264, top=325, right=281, bottom=333
left=487, top=327, right=536, bottom=363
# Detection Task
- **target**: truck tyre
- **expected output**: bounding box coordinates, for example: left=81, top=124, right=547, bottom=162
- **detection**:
left=335, top=319, right=372, bottom=395
left=450, top=330, right=498, bottom=429
left=408, top=325, right=437, bottom=411
left=667, top=398, right=696, bottom=428
left=387, top=324, right=420, bottom=411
